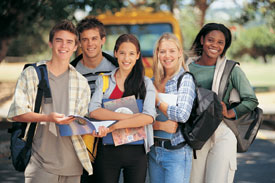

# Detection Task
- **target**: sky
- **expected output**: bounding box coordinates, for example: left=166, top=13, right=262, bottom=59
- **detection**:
left=206, top=0, right=246, bottom=21
left=209, top=0, right=244, bottom=9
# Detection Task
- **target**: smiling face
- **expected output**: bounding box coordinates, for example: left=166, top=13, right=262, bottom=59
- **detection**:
left=158, top=40, right=182, bottom=72
left=201, top=30, right=226, bottom=60
left=49, top=30, right=77, bottom=62
left=80, top=28, right=105, bottom=60
left=114, top=42, right=140, bottom=73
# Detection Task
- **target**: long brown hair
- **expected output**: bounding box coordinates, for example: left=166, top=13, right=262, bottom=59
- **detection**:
left=114, top=34, right=146, bottom=100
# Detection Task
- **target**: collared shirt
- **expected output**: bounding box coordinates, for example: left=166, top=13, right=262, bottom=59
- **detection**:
left=7, top=60, right=93, bottom=175
left=164, top=68, right=196, bottom=146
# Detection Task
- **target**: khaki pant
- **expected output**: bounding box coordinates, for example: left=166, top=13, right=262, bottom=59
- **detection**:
left=25, top=156, right=81, bottom=183
left=190, top=122, right=237, bottom=183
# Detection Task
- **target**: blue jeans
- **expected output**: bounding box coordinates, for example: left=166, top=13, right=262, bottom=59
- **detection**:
left=148, top=145, right=192, bottom=183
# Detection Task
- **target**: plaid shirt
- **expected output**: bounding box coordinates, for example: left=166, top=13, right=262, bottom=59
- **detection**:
left=164, top=68, right=196, bottom=146
left=7, top=60, right=93, bottom=175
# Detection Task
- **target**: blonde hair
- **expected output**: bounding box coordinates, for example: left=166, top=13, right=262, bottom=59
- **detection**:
left=153, top=33, right=187, bottom=88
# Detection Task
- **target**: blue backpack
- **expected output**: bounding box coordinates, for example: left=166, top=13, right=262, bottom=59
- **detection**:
left=8, top=63, right=52, bottom=172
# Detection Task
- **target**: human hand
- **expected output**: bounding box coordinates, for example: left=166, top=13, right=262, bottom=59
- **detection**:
left=47, top=112, right=75, bottom=124
left=221, top=102, right=235, bottom=119
left=153, top=120, right=178, bottom=133
left=92, top=126, right=109, bottom=137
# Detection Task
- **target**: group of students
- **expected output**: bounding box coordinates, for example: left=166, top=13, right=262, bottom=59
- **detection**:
left=8, top=17, right=258, bottom=183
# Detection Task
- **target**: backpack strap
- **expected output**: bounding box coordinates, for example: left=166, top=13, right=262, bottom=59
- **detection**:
left=24, top=63, right=52, bottom=148
left=177, top=74, right=184, bottom=91
left=102, top=52, right=119, bottom=67
left=70, top=54, right=82, bottom=67
left=177, top=71, right=198, bottom=158
left=35, top=65, right=52, bottom=104
left=177, top=71, right=197, bottom=91
left=218, top=60, right=240, bottom=100
left=71, top=52, right=119, bottom=68
left=99, top=73, right=109, bottom=94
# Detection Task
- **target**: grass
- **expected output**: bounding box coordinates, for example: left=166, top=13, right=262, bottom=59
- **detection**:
left=0, top=61, right=274, bottom=88
left=0, top=60, right=274, bottom=114
left=240, top=62, right=275, bottom=89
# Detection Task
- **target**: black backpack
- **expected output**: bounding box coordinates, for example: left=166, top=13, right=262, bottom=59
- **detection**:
left=178, top=72, right=223, bottom=154
left=218, top=60, right=263, bottom=153
left=8, top=63, right=52, bottom=172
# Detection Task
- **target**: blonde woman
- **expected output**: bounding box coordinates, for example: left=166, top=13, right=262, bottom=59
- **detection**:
left=148, top=33, right=196, bottom=183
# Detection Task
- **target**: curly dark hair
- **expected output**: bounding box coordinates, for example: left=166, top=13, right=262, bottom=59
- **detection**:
left=190, top=23, right=232, bottom=57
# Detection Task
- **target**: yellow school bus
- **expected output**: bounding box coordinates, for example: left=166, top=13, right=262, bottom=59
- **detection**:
left=96, top=8, right=183, bottom=77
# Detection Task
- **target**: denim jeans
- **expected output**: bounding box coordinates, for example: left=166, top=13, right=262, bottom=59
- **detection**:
left=148, top=144, right=192, bottom=183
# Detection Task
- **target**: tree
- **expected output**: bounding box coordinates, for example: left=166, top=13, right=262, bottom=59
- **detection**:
left=230, top=26, right=275, bottom=63
left=1, top=0, right=219, bottom=63
left=230, top=0, right=275, bottom=63
left=0, top=0, right=126, bottom=63
left=191, top=0, right=216, bottom=27
left=179, top=6, right=201, bottom=50
left=0, top=0, right=75, bottom=63
left=234, top=0, right=275, bottom=28
left=81, top=0, right=125, bottom=14
left=135, top=0, right=216, bottom=26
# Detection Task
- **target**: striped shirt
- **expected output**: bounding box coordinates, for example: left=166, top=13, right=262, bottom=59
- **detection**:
left=74, top=54, right=117, bottom=96
left=7, top=60, right=93, bottom=175
left=164, top=68, right=196, bottom=146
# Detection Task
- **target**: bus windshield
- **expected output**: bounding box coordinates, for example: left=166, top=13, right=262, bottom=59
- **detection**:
left=103, top=23, right=173, bottom=57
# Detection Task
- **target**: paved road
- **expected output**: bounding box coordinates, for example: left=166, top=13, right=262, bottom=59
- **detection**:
left=235, top=139, right=275, bottom=183
left=0, top=123, right=274, bottom=183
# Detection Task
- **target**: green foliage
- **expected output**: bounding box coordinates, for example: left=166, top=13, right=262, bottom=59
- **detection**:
left=3, top=0, right=273, bottom=64
left=6, top=19, right=56, bottom=57
left=229, top=0, right=275, bottom=63
left=234, top=0, right=275, bottom=28
left=80, top=0, right=125, bottom=15
left=0, top=0, right=128, bottom=58
left=0, top=0, right=79, bottom=58
left=179, top=6, right=201, bottom=52
left=0, top=0, right=76, bottom=39
left=229, top=25, right=275, bottom=63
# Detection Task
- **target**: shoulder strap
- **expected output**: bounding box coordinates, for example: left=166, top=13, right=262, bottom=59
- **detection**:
left=102, top=52, right=119, bottom=67
left=71, top=52, right=119, bottom=68
left=36, top=64, right=52, bottom=104
left=177, top=71, right=197, bottom=91
left=99, top=73, right=109, bottom=93
left=70, top=54, right=82, bottom=67
left=218, top=60, right=240, bottom=100
left=24, top=63, right=52, bottom=148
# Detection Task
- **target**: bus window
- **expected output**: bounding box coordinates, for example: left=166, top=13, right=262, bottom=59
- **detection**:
left=103, top=23, right=173, bottom=57
left=80, top=8, right=183, bottom=77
